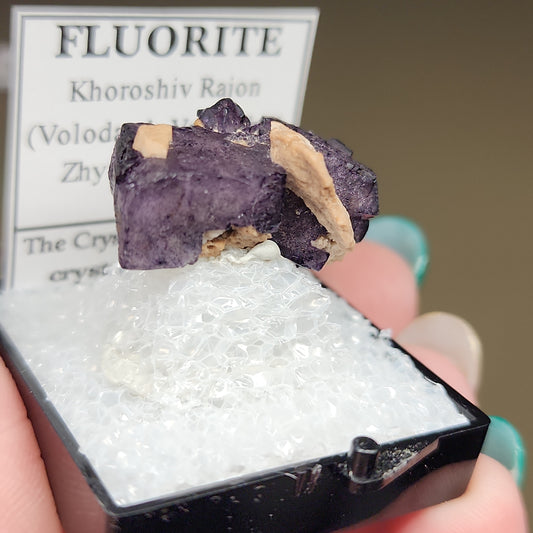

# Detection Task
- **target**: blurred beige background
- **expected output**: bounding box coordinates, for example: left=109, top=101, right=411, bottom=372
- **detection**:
left=1, top=0, right=531, bottom=522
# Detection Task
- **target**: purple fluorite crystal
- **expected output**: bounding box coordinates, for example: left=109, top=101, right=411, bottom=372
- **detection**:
left=109, top=123, right=285, bottom=269
left=196, top=98, right=250, bottom=134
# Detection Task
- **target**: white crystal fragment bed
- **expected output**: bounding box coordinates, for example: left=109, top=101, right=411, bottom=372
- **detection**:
left=0, top=244, right=467, bottom=506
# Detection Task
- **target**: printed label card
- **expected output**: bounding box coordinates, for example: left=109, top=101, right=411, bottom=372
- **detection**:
left=3, top=6, right=318, bottom=288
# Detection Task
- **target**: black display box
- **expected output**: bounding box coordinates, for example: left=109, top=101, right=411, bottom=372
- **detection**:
left=0, top=322, right=489, bottom=533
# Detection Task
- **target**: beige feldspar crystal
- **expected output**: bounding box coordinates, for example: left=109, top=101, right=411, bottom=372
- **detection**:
left=201, top=226, right=271, bottom=258
left=133, top=124, right=173, bottom=159
left=269, top=121, right=355, bottom=262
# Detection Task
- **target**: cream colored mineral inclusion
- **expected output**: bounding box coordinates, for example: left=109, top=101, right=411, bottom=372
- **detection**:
left=133, top=124, right=172, bottom=159
left=201, top=226, right=271, bottom=258
left=269, top=121, right=355, bottom=262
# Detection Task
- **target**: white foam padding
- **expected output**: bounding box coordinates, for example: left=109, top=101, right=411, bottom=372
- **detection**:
left=0, top=246, right=467, bottom=506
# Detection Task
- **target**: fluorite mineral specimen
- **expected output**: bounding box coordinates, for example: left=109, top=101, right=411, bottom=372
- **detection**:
left=109, top=98, right=379, bottom=270
left=109, top=122, right=285, bottom=269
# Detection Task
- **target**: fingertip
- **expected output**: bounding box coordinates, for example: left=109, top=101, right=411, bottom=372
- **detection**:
left=315, top=241, right=419, bottom=334
left=482, top=416, right=527, bottom=488
left=365, top=215, right=430, bottom=286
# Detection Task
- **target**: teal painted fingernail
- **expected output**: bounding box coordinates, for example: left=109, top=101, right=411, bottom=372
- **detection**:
left=365, top=215, right=429, bottom=285
left=482, top=416, right=526, bottom=487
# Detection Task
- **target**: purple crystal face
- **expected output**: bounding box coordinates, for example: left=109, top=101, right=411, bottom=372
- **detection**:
left=303, top=133, right=379, bottom=238
left=272, top=189, right=330, bottom=271
left=196, top=98, right=251, bottom=134
left=109, top=123, right=286, bottom=269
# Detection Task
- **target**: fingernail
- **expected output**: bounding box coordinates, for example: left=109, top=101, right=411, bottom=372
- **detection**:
left=395, top=311, right=482, bottom=391
left=482, top=416, right=527, bottom=487
left=365, top=215, right=429, bottom=285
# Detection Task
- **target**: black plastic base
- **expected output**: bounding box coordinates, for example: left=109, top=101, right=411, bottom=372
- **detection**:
left=0, top=326, right=489, bottom=533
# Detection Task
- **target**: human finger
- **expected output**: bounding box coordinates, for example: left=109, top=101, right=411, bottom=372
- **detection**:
left=0, top=357, right=63, bottom=533
left=349, top=454, right=528, bottom=533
